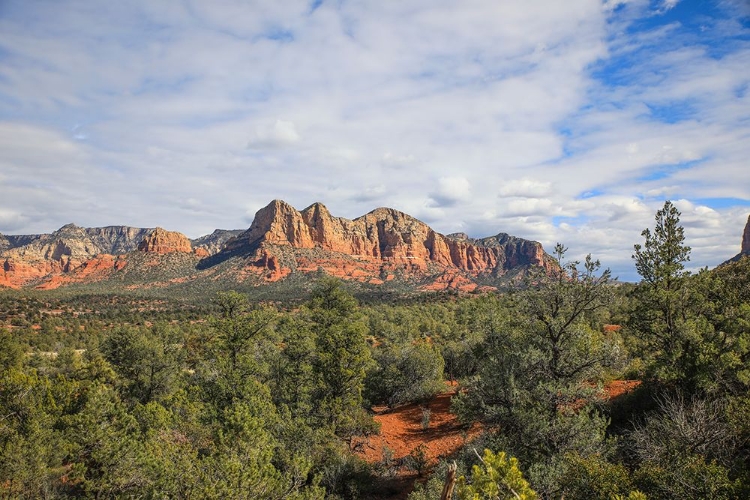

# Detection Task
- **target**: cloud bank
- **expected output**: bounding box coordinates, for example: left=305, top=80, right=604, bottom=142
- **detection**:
left=0, top=0, right=748, bottom=280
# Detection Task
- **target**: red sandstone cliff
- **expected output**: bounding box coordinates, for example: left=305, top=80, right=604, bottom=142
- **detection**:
left=0, top=201, right=556, bottom=292
left=0, top=224, right=193, bottom=288
left=138, top=227, right=193, bottom=254
left=219, top=200, right=554, bottom=286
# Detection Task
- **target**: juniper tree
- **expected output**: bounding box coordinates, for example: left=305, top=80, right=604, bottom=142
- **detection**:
left=454, top=244, right=622, bottom=496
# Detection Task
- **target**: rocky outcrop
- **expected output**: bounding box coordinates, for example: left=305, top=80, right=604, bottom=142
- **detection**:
left=0, top=224, right=156, bottom=287
left=1, top=224, right=107, bottom=286
left=191, top=229, right=244, bottom=256
left=86, top=226, right=152, bottom=254
left=1, top=224, right=149, bottom=262
left=219, top=200, right=553, bottom=283
left=138, top=228, right=193, bottom=254
left=0, top=201, right=555, bottom=292
left=720, top=214, right=750, bottom=265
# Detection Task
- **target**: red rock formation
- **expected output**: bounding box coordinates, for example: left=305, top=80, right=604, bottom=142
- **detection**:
left=0, top=202, right=555, bottom=292
left=418, top=270, right=478, bottom=292
left=138, top=228, right=193, bottom=254
left=0, top=256, right=77, bottom=288
left=194, top=247, right=210, bottom=258
left=0, top=223, right=153, bottom=288
left=222, top=200, right=554, bottom=287
left=742, top=215, right=750, bottom=255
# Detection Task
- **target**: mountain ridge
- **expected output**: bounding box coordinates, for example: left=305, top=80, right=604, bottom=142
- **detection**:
left=1, top=200, right=556, bottom=294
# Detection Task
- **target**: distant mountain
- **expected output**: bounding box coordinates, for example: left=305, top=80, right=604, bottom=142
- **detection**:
left=0, top=224, right=151, bottom=257
left=0, top=200, right=556, bottom=295
left=190, top=229, right=245, bottom=257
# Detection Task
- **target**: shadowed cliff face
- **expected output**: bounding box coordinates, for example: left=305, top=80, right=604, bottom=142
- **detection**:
left=190, top=229, right=244, bottom=256
left=219, top=200, right=553, bottom=284
left=718, top=214, right=750, bottom=267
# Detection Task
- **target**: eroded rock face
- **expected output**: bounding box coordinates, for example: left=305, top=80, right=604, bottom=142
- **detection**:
left=742, top=215, right=750, bottom=255
left=138, top=228, right=193, bottom=254
left=0, top=224, right=158, bottom=287
left=0, top=202, right=555, bottom=291
left=223, top=200, right=553, bottom=281
left=0, top=224, right=134, bottom=286
left=87, top=226, right=152, bottom=254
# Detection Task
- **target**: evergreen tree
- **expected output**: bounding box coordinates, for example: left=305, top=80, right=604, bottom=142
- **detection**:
left=101, top=324, right=183, bottom=405
left=454, top=245, right=622, bottom=496
left=631, top=201, right=750, bottom=394
left=631, top=201, right=695, bottom=386
left=307, top=277, right=375, bottom=441
left=456, top=449, right=537, bottom=500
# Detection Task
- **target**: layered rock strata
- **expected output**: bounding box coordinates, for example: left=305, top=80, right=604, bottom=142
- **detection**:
left=0, top=200, right=555, bottom=291
left=0, top=225, right=195, bottom=287
left=220, top=200, right=553, bottom=285
left=191, top=229, right=245, bottom=256
left=138, top=227, right=193, bottom=254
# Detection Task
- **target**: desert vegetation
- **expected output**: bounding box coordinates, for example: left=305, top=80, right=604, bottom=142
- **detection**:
left=1, top=202, right=749, bottom=499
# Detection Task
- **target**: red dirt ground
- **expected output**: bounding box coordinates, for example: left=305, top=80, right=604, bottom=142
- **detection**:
left=604, top=379, right=641, bottom=399
left=358, top=389, right=481, bottom=466
left=354, top=385, right=480, bottom=499
left=355, top=380, right=641, bottom=499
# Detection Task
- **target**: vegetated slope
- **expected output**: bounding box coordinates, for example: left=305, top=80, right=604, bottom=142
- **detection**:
left=1, top=199, right=556, bottom=296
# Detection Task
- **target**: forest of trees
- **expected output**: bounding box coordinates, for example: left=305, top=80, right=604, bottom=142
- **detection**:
left=1, top=201, right=749, bottom=499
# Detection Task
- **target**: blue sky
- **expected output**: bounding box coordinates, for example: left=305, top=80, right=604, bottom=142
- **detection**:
left=0, top=0, right=748, bottom=281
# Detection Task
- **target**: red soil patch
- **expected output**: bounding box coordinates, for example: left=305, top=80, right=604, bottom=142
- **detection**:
left=359, top=391, right=480, bottom=466
left=605, top=379, right=641, bottom=399
left=355, top=380, right=640, bottom=498
left=357, top=380, right=637, bottom=468
left=355, top=386, right=480, bottom=499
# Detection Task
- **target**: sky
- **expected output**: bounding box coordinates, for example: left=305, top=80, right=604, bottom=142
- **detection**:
left=1, top=0, right=749, bottom=281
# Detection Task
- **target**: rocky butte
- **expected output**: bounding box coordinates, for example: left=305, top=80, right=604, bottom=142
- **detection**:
left=213, top=200, right=556, bottom=290
left=137, top=227, right=193, bottom=254
left=0, top=224, right=150, bottom=288
left=0, top=200, right=557, bottom=293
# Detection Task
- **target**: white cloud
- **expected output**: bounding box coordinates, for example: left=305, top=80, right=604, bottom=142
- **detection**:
left=247, top=120, right=300, bottom=149
left=0, top=209, right=27, bottom=233
left=502, top=197, right=554, bottom=216
left=498, top=178, right=554, bottom=198
left=659, top=0, right=680, bottom=13
left=381, top=152, right=417, bottom=168
left=0, top=0, right=747, bottom=280
left=429, top=176, right=472, bottom=207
